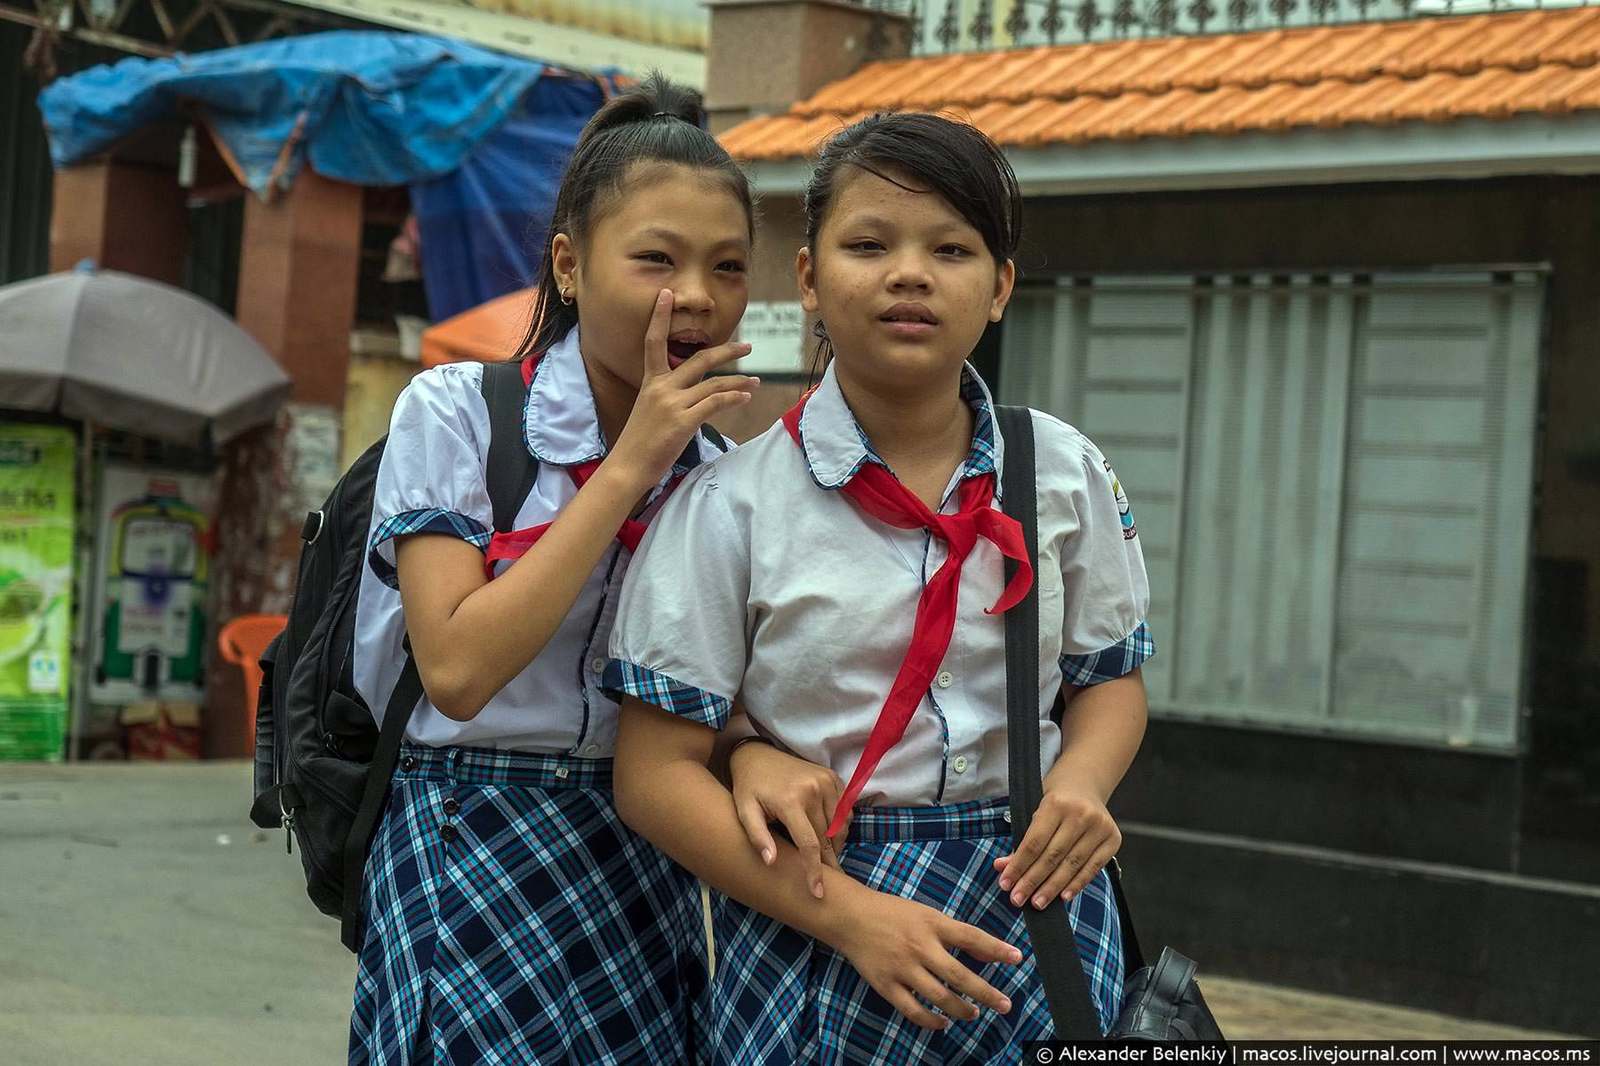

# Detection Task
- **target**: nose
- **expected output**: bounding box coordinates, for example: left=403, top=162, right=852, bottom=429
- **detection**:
left=672, top=271, right=715, bottom=316
left=885, top=251, right=933, bottom=293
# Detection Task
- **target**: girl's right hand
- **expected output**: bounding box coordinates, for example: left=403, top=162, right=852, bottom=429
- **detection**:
left=832, top=887, right=1022, bottom=1031
left=608, top=289, right=757, bottom=489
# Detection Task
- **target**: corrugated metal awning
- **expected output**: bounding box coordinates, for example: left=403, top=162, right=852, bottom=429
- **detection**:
left=279, top=0, right=705, bottom=85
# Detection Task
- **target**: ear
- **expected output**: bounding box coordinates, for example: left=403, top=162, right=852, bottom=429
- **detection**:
left=989, top=258, right=1016, bottom=323
left=796, top=246, right=819, bottom=314
left=551, top=233, right=580, bottom=296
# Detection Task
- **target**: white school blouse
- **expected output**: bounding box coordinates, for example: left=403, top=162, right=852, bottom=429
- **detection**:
left=606, top=362, right=1154, bottom=808
left=351, top=328, right=726, bottom=752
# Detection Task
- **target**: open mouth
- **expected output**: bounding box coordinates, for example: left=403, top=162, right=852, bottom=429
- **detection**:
left=667, top=336, right=710, bottom=367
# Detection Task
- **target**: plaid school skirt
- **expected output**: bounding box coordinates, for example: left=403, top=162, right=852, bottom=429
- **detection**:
left=706, top=798, right=1123, bottom=1065
left=349, top=745, right=708, bottom=1066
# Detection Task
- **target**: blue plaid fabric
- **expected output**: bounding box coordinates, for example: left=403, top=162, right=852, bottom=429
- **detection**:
left=601, top=661, right=732, bottom=730
left=706, top=799, right=1123, bottom=1064
left=858, top=366, right=998, bottom=484
left=368, top=509, right=492, bottom=589
left=1060, top=621, right=1156, bottom=687
left=349, top=744, right=707, bottom=1065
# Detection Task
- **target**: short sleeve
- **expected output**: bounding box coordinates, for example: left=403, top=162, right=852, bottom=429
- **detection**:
left=1059, top=433, right=1155, bottom=686
left=604, top=463, right=750, bottom=730
left=367, top=364, right=495, bottom=589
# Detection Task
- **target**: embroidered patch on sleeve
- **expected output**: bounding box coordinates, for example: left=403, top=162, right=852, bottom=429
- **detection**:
left=1104, top=458, right=1137, bottom=540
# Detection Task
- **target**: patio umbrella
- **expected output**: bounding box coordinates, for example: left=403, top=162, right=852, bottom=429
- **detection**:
left=0, top=267, right=291, bottom=446
left=420, top=286, right=532, bottom=368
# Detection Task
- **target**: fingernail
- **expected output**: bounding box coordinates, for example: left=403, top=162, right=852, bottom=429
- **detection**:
left=762, top=848, right=774, bottom=864
left=1011, top=949, right=1024, bottom=963
left=998, top=877, right=1011, bottom=891
left=812, top=880, right=825, bottom=899
left=1011, top=891, right=1025, bottom=906
left=999, top=997, right=1012, bottom=1013
left=747, top=376, right=761, bottom=385
left=1061, top=889, right=1073, bottom=901
left=1033, top=894, right=1049, bottom=910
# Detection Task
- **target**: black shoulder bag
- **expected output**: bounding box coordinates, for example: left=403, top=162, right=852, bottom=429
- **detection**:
left=995, top=403, right=1225, bottom=1043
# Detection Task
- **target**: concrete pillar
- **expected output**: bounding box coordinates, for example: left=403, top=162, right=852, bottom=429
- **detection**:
left=704, top=0, right=912, bottom=134
left=204, top=172, right=362, bottom=757
left=49, top=161, right=187, bottom=282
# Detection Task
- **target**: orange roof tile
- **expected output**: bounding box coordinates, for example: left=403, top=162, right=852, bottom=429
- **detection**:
left=719, top=8, right=1600, bottom=160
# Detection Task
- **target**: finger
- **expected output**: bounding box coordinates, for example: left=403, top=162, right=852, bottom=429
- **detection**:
left=683, top=374, right=760, bottom=408
left=1032, top=828, right=1103, bottom=907
left=734, top=793, right=778, bottom=865
left=885, top=985, right=948, bottom=1032
left=908, top=970, right=979, bottom=1023
left=670, top=338, right=753, bottom=384
left=685, top=389, right=754, bottom=424
left=1010, top=823, right=1086, bottom=909
left=997, top=806, right=1063, bottom=894
left=1060, top=839, right=1120, bottom=903
left=826, top=807, right=853, bottom=857
left=643, top=289, right=673, bottom=378
left=806, top=778, right=842, bottom=871
left=785, top=810, right=827, bottom=900
left=930, top=952, right=1013, bottom=1016
left=941, top=917, right=1024, bottom=967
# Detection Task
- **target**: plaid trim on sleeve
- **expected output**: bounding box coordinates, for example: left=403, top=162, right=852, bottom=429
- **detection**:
left=602, top=660, right=732, bottom=730
left=1060, top=620, right=1156, bottom=686
left=368, top=508, right=491, bottom=588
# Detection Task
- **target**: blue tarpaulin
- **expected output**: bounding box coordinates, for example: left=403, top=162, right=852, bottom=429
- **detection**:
left=38, top=30, right=611, bottom=321
left=412, top=72, right=607, bottom=320
left=40, top=31, right=545, bottom=194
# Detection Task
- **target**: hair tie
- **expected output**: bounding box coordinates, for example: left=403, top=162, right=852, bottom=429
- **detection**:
left=652, top=111, right=679, bottom=120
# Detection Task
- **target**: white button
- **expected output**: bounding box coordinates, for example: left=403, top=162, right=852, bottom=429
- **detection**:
left=583, top=744, right=600, bottom=756
left=952, top=755, right=968, bottom=773
left=935, top=671, right=953, bottom=689
left=1003, top=810, right=1012, bottom=823
left=589, top=657, right=606, bottom=674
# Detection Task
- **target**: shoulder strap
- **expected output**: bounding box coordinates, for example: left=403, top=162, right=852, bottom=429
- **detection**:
left=339, top=359, right=537, bottom=953
left=997, top=404, right=1106, bottom=1040
left=480, top=360, right=541, bottom=533
left=699, top=422, right=729, bottom=453
left=341, top=653, right=421, bottom=951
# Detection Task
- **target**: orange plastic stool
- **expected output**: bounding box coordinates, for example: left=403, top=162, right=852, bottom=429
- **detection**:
left=217, top=614, right=287, bottom=747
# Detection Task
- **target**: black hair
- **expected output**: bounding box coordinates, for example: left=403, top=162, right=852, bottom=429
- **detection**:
left=517, top=72, right=755, bottom=359
left=802, top=112, right=1022, bottom=378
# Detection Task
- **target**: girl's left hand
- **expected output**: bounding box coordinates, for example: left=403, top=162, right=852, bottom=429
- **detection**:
left=992, top=784, right=1121, bottom=910
left=728, top=740, right=852, bottom=900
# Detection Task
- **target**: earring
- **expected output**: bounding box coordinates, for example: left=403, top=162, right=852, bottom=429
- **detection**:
left=559, top=288, right=574, bottom=306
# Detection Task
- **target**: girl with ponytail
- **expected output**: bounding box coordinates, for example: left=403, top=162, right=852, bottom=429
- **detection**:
left=347, top=73, right=758, bottom=1065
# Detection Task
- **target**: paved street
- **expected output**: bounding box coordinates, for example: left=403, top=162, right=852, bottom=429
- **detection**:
left=0, top=762, right=1572, bottom=1065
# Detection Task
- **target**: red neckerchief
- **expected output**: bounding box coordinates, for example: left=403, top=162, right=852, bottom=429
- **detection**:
left=782, top=391, right=1033, bottom=838
left=481, top=355, right=680, bottom=576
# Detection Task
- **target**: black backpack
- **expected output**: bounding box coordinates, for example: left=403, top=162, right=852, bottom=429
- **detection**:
left=249, top=361, right=538, bottom=951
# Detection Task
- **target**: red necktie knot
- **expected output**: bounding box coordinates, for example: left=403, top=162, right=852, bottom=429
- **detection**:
left=781, top=392, right=1033, bottom=838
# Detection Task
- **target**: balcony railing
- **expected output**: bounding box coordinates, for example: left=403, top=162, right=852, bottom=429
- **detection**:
left=858, top=0, right=1595, bottom=51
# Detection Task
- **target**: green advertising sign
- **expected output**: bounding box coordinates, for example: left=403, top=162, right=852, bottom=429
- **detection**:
left=0, top=423, right=75, bottom=761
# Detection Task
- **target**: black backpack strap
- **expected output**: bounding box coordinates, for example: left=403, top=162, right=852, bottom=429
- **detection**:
left=998, top=404, right=1106, bottom=1040
left=699, top=422, right=729, bottom=453
left=480, top=360, right=540, bottom=533
left=338, top=360, right=537, bottom=952
left=340, top=653, right=423, bottom=951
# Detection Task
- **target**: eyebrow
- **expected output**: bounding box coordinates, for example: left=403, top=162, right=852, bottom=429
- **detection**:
left=633, top=226, right=749, bottom=250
